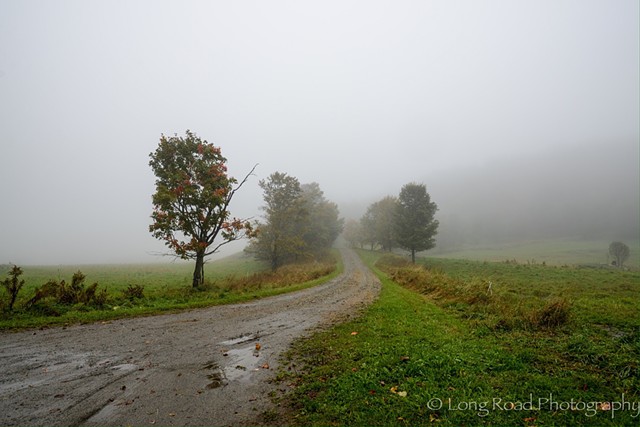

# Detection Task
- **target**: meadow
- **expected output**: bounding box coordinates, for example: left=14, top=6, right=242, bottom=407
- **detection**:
left=279, top=249, right=639, bottom=426
left=0, top=252, right=342, bottom=330
left=431, top=238, right=640, bottom=269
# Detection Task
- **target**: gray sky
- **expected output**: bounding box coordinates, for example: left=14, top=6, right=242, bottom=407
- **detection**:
left=1, top=0, right=638, bottom=264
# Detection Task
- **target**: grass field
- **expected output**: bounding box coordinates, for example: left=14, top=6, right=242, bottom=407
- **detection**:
left=430, top=238, right=640, bottom=269
left=279, top=249, right=640, bottom=426
left=8, top=252, right=269, bottom=297
left=0, top=252, right=342, bottom=330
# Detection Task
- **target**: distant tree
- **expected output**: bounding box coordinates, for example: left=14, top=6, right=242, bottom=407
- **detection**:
left=394, top=183, right=439, bottom=263
left=343, top=219, right=365, bottom=248
left=248, top=175, right=343, bottom=270
left=360, top=196, right=398, bottom=251
left=1, top=265, right=24, bottom=311
left=249, top=172, right=309, bottom=271
left=359, top=208, right=378, bottom=250
left=374, top=196, right=398, bottom=251
left=149, top=130, right=256, bottom=288
left=300, top=183, right=344, bottom=253
left=609, top=241, right=630, bottom=268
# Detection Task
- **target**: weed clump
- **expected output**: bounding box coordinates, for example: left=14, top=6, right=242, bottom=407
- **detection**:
left=26, top=271, right=107, bottom=309
left=123, top=284, right=145, bottom=301
left=529, top=298, right=571, bottom=329
left=1, top=265, right=25, bottom=311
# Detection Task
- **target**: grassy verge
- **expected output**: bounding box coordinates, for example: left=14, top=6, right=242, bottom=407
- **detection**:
left=0, top=252, right=343, bottom=330
left=279, top=250, right=639, bottom=426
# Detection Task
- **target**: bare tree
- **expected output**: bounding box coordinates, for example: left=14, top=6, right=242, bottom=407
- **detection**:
left=608, top=241, right=630, bottom=268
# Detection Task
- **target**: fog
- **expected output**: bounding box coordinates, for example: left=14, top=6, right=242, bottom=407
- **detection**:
left=1, top=0, right=638, bottom=265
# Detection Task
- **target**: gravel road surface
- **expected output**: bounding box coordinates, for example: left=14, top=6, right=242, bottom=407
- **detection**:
left=0, top=248, right=380, bottom=426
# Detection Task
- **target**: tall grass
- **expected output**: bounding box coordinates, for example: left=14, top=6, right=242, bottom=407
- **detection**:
left=376, top=253, right=573, bottom=331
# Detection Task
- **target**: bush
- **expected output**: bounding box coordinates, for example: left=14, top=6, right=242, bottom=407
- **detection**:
left=25, top=271, right=107, bottom=309
left=123, top=284, right=145, bottom=301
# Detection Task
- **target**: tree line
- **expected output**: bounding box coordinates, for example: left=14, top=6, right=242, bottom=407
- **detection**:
left=343, top=183, right=439, bottom=263
left=245, top=172, right=343, bottom=270
left=149, top=131, right=343, bottom=287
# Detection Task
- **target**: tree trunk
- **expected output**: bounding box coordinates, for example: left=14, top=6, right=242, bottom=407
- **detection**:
left=411, top=249, right=416, bottom=264
left=192, top=252, right=205, bottom=288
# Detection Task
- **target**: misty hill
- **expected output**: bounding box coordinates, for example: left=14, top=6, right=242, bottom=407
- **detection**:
left=429, top=140, right=639, bottom=250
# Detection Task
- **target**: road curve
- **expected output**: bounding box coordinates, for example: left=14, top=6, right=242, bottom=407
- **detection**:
left=0, top=248, right=380, bottom=426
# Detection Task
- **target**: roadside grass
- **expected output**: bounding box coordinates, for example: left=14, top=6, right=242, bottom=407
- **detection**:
left=279, top=250, right=639, bottom=426
left=0, top=252, right=343, bottom=330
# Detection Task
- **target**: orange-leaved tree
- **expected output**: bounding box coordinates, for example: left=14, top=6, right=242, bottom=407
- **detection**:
left=149, top=130, right=256, bottom=287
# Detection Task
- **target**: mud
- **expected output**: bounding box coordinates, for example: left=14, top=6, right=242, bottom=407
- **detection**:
left=0, top=248, right=380, bottom=426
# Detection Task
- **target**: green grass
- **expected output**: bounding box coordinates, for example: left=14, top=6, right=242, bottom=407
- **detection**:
left=431, top=238, right=640, bottom=269
left=0, top=252, right=343, bottom=330
left=279, top=250, right=640, bottom=426
left=7, top=252, right=269, bottom=297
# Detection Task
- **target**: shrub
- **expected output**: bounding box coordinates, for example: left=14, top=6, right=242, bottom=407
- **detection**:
left=1, top=265, right=25, bottom=311
left=123, top=284, right=145, bottom=301
left=25, top=271, right=107, bottom=309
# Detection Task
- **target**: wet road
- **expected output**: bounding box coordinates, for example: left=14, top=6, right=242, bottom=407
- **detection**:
left=0, top=248, right=380, bottom=426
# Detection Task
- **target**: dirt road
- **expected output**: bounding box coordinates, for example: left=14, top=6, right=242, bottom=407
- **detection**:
left=0, top=248, right=380, bottom=426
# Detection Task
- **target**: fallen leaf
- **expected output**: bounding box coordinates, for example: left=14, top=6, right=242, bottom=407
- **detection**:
left=350, top=331, right=358, bottom=336
left=168, top=412, right=176, bottom=417
left=255, top=343, right=261, bottom=351
left=397, top=391, right=407, bottom=397
left=400, top=356, right=410, bottom=362
left=390, top=386, right=398, bottom=394
left=351, top=367, right=358, bottom=372
left=261, top=363, right=270, bottom=369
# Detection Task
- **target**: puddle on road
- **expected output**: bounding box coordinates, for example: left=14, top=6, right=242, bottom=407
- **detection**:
left=202, top=362, right=227, bottom=389
left=219, top=334, right=258, bottom=346
left=223, top=347, right=260, bottom=382
left=111, top=363, right=138, bottom=372
left=202, top=344, right=262, bottom=389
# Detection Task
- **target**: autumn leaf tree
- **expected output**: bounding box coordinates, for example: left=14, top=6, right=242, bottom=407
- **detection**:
left=149, top=130, right=256, bottom=287
left=394, top=183, right=439, bottom=263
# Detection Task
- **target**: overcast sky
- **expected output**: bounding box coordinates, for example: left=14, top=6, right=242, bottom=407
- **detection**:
left=1, top=0, right=638, bottom=264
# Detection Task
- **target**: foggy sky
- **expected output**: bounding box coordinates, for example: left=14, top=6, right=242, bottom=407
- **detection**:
left=1, top=0, right=638, bottom=265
